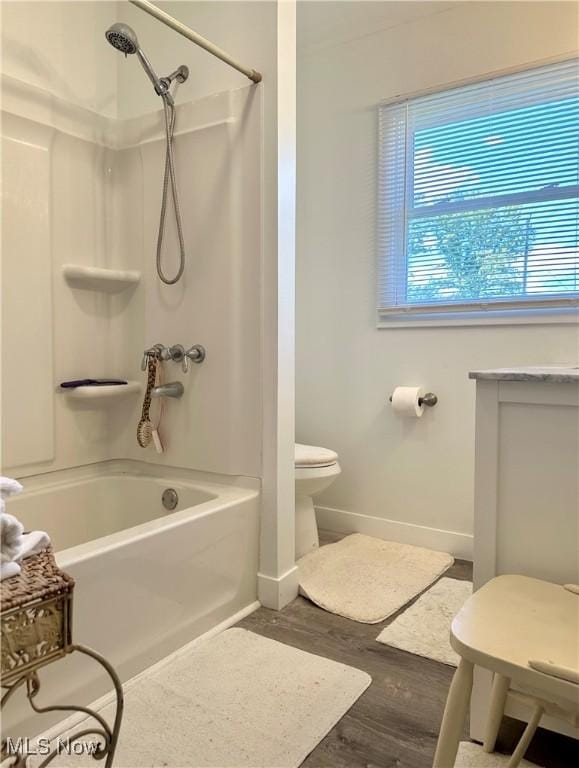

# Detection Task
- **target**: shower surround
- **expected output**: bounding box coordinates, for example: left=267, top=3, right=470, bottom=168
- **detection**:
left=2, top=76, right=262, bottom=479
left=0, top=0, right=286, bottom=737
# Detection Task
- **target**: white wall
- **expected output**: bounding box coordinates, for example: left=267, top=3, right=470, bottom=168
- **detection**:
left=1, top=1, right=117, bottom=116
left=296, top=1, right=579, bottom=557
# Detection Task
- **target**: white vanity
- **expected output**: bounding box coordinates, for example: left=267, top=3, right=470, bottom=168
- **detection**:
left=470, top=365, right=579, bottom=741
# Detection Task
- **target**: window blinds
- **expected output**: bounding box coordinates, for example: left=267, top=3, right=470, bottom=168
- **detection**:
left=378, top=60, right=579, bottom=317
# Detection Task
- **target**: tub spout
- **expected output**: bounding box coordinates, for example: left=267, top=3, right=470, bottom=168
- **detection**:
left=151, top=382, right=184, bottom=398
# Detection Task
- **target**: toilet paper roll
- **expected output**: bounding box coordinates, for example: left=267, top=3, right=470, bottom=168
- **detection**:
left=391, top=386, right=425, bottom=418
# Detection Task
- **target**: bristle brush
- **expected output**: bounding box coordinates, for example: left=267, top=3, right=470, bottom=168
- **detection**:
left=137, top=357, right=157, bottom=448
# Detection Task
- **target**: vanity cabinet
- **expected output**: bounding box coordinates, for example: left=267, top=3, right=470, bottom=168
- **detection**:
left=470, top=367, right=579, bottom=741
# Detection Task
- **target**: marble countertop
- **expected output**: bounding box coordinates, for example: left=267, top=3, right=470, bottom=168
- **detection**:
left=469, top=365, right=579, bottom=383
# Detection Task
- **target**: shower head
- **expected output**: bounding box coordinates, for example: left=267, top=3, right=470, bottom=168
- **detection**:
left=105, top=22, right=169, bottom=100
left=105, top=22, right=139, bottom=55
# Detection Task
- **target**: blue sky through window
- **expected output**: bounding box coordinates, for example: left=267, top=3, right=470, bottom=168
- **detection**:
left=406, top=96, right=579, bottom=303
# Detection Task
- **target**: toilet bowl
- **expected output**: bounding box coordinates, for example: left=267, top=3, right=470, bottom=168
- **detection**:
left=295, top=443, right=341, bottom=560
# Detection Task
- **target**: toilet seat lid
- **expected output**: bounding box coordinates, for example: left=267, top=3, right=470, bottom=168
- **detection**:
left=295, top=443, right=338, bottom=468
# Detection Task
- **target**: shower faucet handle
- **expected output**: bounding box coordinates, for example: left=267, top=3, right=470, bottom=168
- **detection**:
left=141, top=344, right=165, bottom=370
left=164, top=345, right=185, bottom=367
left=141, top=344, right=205, bottom=372
left=183, top=345, right=206, bottom=372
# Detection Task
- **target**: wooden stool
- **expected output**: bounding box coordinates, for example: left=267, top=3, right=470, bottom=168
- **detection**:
left=433, top=575, right=579, bottom=768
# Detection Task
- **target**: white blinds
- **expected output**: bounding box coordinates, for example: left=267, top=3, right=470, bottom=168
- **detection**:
left=378, top=60, right=579, bottom=316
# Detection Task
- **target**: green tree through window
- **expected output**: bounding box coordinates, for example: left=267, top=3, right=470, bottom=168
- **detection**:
left=407, top=204, right=533, bottom=303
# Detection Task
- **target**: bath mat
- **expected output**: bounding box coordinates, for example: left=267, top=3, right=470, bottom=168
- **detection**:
left=376, top=577, right=472, bottom=665
left=455, top=741, right=539, bottom=766
left=36, top=628, right=371, bottom=768
left=298, top=533, right=454, bottom=623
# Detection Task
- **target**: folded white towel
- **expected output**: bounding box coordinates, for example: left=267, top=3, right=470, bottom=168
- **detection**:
left=0, top=476, right=23, bottom=499
left=15, top=530, right=51, bottom=562
left=0, top=529, right=51, bottom=581
left=0, top=512, right=25, bottom=560
left=0, top=560, right=21, bottom=581
left=0, top=478, right=50, bottom=580
left=0, top=477, right=26, bottom=565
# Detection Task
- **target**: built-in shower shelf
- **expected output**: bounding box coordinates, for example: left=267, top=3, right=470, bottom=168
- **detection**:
left=61, top=382, right=142, bottom=401
left=62, top=264, right=142, bottom=292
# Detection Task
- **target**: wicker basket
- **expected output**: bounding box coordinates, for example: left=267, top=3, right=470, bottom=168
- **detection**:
left=1, top=547, right=75, bottom=685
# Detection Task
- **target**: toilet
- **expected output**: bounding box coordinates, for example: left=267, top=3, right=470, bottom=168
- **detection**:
left=294, top=443, right=341, bottom=560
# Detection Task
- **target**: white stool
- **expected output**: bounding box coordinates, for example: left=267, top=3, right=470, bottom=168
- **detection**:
left=433, top=575, right=579, bottom=768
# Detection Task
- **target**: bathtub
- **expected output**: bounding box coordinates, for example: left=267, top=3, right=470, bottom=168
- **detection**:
left=4, top=460, right=260, bottom=735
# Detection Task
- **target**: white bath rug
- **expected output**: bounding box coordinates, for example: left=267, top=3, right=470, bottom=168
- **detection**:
left=376, top=577, right=472, bottom=665
left=455, top=741, right=540, bottom=767
left=36, top=628, right=371, bottom=768
left=298, top=533, right=454, bottom=623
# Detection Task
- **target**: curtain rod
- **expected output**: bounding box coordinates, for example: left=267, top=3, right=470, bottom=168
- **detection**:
left=129, top=0, right=262, bottom=84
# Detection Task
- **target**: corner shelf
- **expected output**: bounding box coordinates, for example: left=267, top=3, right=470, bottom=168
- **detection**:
left=62, top=264, right=141, bottom=293
left=60, top=382, right=142, bottom=401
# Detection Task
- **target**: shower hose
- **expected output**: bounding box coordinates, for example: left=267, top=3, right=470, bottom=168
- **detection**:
left=157, top=95, right=186, bottom=285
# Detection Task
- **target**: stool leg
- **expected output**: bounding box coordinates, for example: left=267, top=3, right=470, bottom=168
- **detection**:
left=483, top=674, right=511, bottom=752
left=507, top=703, right=543, bottom=768
left=433, top=659, right=474, bottom=768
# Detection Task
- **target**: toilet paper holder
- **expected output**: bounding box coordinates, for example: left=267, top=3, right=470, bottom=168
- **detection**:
left=389, top=391, right=438, bottom=407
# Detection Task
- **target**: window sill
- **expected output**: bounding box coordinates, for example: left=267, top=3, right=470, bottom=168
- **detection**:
left=377, top=306, right=579, bottom=328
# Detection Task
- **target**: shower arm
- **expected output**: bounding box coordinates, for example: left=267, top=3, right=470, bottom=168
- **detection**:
left=129, top=0, right=262, bottom=84
left=159, top=66, right=189, bottom=93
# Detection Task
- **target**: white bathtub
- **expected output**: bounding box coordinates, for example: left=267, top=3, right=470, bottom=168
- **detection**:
left=4, top=460, right=260, bottom=735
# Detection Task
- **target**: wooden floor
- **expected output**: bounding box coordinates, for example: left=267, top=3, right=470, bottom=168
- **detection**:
left=237, top=531, right=578, bottom=768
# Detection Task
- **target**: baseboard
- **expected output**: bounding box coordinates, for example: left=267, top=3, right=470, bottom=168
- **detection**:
left=257, top=565, right=299, bottom=610
left=316, top=505, right=473, bottom=560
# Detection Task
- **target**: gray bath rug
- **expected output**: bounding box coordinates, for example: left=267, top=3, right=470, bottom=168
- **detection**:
left=377, top=577, right=472, bottom=665
left=298, top=533, right=454, bottom=623
left=456, top=741, right=539, bottom=766
left=35, top=628, right=371, bottom=768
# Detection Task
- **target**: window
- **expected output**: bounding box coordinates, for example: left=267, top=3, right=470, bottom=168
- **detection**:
left=378, top=60, right=579, bottom=323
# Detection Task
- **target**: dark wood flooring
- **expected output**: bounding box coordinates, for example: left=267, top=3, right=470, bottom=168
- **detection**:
left=237, top=530, right=578, bottom=768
